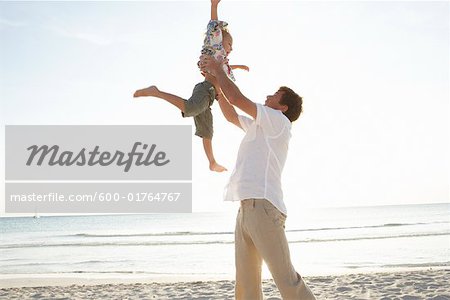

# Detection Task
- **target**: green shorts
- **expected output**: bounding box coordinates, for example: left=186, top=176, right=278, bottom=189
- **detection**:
left=182, top=81, right=215, bottom=139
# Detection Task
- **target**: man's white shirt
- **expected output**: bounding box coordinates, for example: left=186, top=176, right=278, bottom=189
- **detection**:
left=224, top=103, right=292, bottom=215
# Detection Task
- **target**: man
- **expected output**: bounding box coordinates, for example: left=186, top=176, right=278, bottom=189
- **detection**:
left=200, top=55, right=316, bottom=300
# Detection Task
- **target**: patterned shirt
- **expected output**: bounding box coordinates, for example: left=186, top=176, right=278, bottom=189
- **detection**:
left=200, top=20, right=235, bottom=81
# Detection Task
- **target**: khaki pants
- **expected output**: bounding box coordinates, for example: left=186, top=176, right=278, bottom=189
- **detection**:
left=235, top=199, right=316, bottom=300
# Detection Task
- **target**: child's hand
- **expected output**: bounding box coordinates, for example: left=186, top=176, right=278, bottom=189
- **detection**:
left=241, top=65, right=250, bottom=72
left=210, top=0, right=221, bottom=21
left=230, top=65, right=250, bottom=72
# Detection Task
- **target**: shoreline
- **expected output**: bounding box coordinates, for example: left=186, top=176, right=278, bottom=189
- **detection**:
left=1, top=268, right=449, bottom=300
left=1, top=266, right=448, bottom=288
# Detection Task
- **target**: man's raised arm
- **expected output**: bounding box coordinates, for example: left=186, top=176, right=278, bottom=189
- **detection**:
left=216, top=92, right=242, bottom=129
left=200, top=55, right=256, bottom=119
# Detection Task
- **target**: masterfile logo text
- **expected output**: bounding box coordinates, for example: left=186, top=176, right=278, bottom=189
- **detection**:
left=5, top=125, right=192, bottom=213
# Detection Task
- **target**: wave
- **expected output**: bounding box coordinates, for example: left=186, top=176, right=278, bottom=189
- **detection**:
left=0, top=270, right=223, bottom=276
left=289, top=232, right=450, bottom=244
left=1, top=263, right=449, bottom=276
left=1, top=260, right=132, bottom=267
left=1, top=232, right=448, bottom=249
left=62, top=221, right=449, bottom=238
left=71, top=231, right=232, bottom=238
left=288, top=221, right=449, bottom=233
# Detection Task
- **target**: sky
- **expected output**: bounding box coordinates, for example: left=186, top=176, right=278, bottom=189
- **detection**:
left=0, top=1, right=449, bottom=214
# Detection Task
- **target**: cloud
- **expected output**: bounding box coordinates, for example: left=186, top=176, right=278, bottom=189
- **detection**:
left=43, top=24, right=157, bottom=47
left=0, top=17, right=26, bottom=30
left=44, top=25, right=112, bottom=46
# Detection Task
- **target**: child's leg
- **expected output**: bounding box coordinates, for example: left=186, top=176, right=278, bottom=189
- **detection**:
left=194, top=104, right=227, bottom=173
left=134, top=86, right=186, bottom=112
left=183, top=82, right=215, bottom=118
left=135, top=83, right=225, bottom=172
left=202, top=138, right=227, bottom=172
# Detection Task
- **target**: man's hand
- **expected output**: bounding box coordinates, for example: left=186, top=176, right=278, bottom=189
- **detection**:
left=199, top=54, right=224, bottom=77
left=211, top=0, right=221, bottom=6
left=204, top=73, right=218, bottom=88
left=201, top=53, right=256, bottom=119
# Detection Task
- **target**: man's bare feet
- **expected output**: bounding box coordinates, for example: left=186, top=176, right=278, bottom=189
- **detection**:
left=210, top=161, right=227, bottom=172
left=133, top=85, right=160, bottom=98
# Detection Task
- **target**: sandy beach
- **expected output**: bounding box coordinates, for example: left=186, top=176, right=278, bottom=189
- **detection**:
left=1, top=269, right=449, bottom=299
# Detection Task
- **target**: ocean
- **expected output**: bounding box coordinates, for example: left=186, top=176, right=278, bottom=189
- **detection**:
left=0, top=203, right=449, bottom=280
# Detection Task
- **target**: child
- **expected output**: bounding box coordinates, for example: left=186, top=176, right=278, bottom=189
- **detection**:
left=134, top=0, right=248, bottom=172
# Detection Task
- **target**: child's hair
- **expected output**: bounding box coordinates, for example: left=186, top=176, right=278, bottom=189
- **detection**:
left=221, top=28, right=232, bottom=40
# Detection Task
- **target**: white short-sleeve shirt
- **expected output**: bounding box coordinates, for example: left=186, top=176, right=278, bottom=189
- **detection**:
left=224, top=103, right=292, bottom=215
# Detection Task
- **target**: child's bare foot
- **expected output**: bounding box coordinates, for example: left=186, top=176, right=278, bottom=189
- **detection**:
left=210, top=161, right=227, bottom=172
left=133, top=86, right=159, bottom=98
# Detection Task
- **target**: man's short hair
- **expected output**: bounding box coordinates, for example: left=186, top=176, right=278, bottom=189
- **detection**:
left=279, top=86, right=303, bottom=122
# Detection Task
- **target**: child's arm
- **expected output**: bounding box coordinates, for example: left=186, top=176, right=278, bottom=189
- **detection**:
left=211, top=0, right=220, bottom=20
left=230, top=65, right=250, bottom=72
